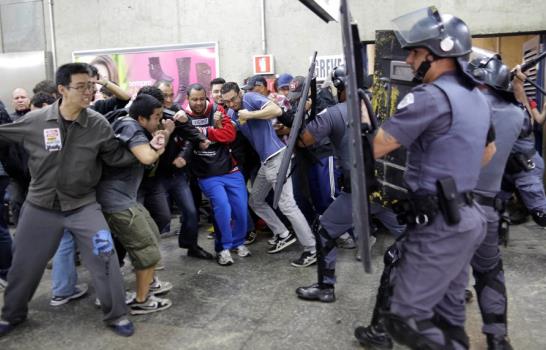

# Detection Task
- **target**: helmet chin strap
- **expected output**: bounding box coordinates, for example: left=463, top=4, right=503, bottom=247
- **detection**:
left=412, top=60, right=432, bottom=83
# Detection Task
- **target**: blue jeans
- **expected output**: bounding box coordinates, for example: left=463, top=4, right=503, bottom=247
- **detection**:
left=293, top=155, right=340, bottom=224
left=199, top=172, right=248, bottom=252
left=51, top=230, right=78, bottom=297
left=159, top=171, right=199, bottom=248
left=0, top=176, right=11, bottom=280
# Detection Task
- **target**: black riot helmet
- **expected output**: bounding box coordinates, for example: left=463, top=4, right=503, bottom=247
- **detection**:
left=331, top=65, right=347, bottom=92
left=467, top=50, right=511, bottom=92
left=392, top=6, right=472, bottom=58
left=467, top=49, right=516, bottom=102
left=392, top=7, right=473, bottom=83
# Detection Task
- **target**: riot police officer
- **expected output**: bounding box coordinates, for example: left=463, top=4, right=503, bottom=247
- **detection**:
left=293, top=66, right=357, bottom=303
left=468, top=53, right=524, bottom=350
left=363, top=7, right=494, bottom=350
left=294, top=66, right=386, bottom=302
left=357, top=51, right=522, bottom=350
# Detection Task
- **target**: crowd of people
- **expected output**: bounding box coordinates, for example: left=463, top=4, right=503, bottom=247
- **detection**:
left=0, top=5, right=545, bottom=349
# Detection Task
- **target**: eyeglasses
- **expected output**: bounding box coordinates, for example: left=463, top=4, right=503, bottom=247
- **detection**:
left=67, top=83, right=95, bottom=93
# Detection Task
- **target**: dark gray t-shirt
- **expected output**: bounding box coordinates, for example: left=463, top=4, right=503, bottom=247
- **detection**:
left=97, top=117, right=149, bottom=213
left=305, top=102, right=350, bottom=172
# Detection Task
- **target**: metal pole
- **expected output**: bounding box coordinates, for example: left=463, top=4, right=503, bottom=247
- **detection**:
left=260, top=0, right=266, bottom=54
left=47, top=0, right=57, bottom=69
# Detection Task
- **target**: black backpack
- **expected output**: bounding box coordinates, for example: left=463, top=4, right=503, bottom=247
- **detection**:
left=103, top=108, right=129, bottom=124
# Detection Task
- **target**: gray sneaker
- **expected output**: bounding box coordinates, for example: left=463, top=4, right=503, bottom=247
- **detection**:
left=337, top=234, right=356, bottom=249
left=217, top=249, right=234, bottom=266
left=128, top=295, right=172, bottom=315
left=0, top=277, right=7, bottom=291
left=50, top=283, right=88, bottom=306
left=233, top=245, right=251, bottom=257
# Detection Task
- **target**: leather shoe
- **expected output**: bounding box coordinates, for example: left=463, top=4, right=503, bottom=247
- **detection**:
left=295, top=283, right=335, bottom=303
left=354, top=325, right=393, bottom=349
left=0, top=320, right=15, bottom=337
left=187, top=245, right=213, bottom=260
left=486, top=334, right=513, bottom=350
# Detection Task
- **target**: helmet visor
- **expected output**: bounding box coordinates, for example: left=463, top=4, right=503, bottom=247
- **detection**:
left=392, top=6, right=443, bottom=47
left=469, top=47, right=498, bottom=63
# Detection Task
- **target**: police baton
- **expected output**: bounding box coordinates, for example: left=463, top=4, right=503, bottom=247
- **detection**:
left=512, top=51, right=546, bottom=96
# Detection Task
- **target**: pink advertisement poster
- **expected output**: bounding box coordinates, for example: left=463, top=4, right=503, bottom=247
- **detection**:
left=73, top=43, right=218, bottom=104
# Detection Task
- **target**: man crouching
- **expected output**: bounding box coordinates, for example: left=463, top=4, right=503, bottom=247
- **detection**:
left=97, top=94, right=174, bottom=315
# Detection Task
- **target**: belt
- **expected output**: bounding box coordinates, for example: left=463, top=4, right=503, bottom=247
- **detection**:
left=473, top=193, right=505, bottom=212
left=395, top=191, right=474, bottom=226
left=411, top=191, right=474, bottom=208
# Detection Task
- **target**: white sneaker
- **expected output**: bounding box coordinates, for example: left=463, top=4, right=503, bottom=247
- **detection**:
left=267, top=234, right=279, bottom=246
left=149, top=277, right=173, bottom=295
left=128, top=295, right=172, bottom=315
left=233, top=245, right=251, bottom=257
left=50, top=283, right=89, bottom=306
left=217, top=249, right=234, bottom=266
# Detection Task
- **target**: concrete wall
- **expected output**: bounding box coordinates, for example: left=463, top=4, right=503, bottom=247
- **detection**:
left=33, top=0, right=546, bottom=84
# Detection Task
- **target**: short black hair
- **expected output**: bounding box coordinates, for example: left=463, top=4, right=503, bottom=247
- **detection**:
left=187, top=83, right=206, bottom=97
left=55, top=63, right=91, bottom=87
left=33, top=80, right=58, bottom=97
left=30, top=92, right=57, bottom=108
left=137, top=86, right=165, bottom=104
left=221, top=82, right=240, bottom=95
left=210, top=77, right=226, bottom=88
left=129, top=94, right=162, bottom=120
left=85, top=63, right=99, bottom=78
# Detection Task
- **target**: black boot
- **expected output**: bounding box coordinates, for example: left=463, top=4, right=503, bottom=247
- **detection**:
left=486, top=334, right=513, bottom=350
left=295, top=283, right=335, bottom=303
left=531, top=210, right=546, bottom=227
left=354, top=324, right=393, bottom=349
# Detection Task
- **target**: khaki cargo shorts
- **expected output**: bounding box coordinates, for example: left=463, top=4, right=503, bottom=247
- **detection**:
left=105, top=203, right=161, bottom=270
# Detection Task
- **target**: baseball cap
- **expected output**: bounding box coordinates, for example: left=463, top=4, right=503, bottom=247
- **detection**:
left=276, top=73, right=293, bottom=89
left=242, top=75, right=267, bottom=91
left=287, top=76, right=305, bottom=101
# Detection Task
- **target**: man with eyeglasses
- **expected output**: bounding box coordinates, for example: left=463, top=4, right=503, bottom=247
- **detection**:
left=221, top=82, right=316, bottom=266
left=0, top=63, right=151, bottom=337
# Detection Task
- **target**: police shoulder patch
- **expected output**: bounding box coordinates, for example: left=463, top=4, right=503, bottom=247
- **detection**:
left=397, top=93, right=414, bottom=110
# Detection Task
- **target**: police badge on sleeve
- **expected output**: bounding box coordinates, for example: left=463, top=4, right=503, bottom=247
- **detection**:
left=397, top=93, right=414, bottom=110
left=43, top=128, right=62, bottom=151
